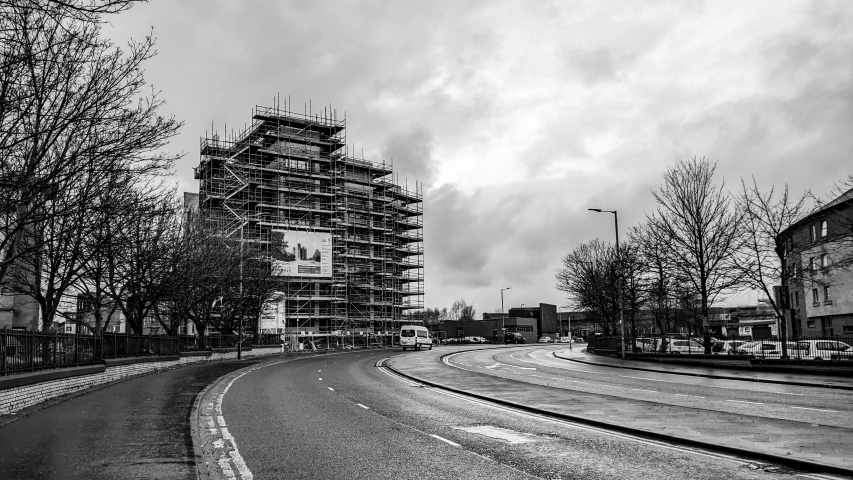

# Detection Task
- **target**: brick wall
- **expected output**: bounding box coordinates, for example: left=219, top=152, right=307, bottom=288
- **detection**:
left=0, top=346, right=281, bottom=415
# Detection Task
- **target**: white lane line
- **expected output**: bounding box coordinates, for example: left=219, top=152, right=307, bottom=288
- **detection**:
left=726, top=400, right=764, bottom=405
left=675, top=394, right=689, bottom=397
left=621, top=375, right=680, bottom=384
left=631, top=389, right=658, bottom=393
left=777, top=392, right=804, bottom=396
left=328, top=387, right=335, bottom=391
left=485, top=364, right=500, bottom=369
left=357, top=403, right=370, bottom=409
left=791, top=406, right=838, bottom=413
left=430, top=434, right=461, bottom=447
left=319, top=377, right=323, bottom=381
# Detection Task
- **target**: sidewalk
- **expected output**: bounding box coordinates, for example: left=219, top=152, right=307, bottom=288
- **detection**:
left=387, top=348, right=853, bottom=476
left=554, top=348, right=853, bottom=390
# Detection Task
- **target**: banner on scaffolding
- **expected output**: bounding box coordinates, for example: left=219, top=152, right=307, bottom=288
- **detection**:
left=270, top=230, right=332, bottom=277
left=259, top=299, right=286, bottom=331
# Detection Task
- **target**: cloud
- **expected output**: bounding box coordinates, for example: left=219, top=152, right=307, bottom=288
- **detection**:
left=380, top=127, right=437, bottom=186
left=104, top=0, right=853, bottom=313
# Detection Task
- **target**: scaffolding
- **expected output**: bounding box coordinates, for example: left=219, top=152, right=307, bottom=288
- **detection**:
left=195, top=99, right=424, bottom=333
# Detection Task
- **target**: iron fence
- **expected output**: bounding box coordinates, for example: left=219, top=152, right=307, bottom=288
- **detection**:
left=1, top=329, right=286, bottom=376
left=101, top=333, right=180, bottom=358
left=616, top=332, right=853, bottom=361
left=1, top=329, right=100, bottom=376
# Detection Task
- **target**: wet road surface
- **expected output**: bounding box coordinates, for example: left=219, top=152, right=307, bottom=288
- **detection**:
left=214, top=349, right=831, bottom=479
left=0, top=360, right=259, bottom=480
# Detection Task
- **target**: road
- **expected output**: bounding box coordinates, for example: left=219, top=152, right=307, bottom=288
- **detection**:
left=216, top=347, right=847, bottom=479
left=448, top=347, right=853, bottom=427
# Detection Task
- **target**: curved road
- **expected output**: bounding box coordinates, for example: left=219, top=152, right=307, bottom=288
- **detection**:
left=213, top=347, right=846, bottom=479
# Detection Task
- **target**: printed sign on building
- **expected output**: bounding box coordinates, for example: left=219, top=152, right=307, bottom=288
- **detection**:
left=270, top=230, right=332, bottom=277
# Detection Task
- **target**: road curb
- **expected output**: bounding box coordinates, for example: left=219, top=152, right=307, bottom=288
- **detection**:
left=384, top=353, right=853, bottom=478
left=553, top=352, right=853, bottom=391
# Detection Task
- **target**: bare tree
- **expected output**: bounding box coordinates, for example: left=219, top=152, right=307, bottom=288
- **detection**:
left=555, top=238, right=620, bottom=335
left=167, top=213, right=242, bottom=347
left=646, top=157, right=744, bottom=353
left=0, top=0, right=180, bottom=291
left=735, top=177, right=809, bottom=348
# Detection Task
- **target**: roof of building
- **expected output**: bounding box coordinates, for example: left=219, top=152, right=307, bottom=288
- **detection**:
left=780, top=186, right=853, bottom=238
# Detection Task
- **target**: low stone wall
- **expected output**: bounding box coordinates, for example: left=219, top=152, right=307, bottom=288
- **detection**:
left=0, top=346, right=282, bottom=415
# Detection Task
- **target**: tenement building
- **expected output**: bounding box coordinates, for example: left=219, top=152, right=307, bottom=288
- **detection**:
left=778, top=187, right=853, bottom=337
left=194, top=102, right=424, bottom=334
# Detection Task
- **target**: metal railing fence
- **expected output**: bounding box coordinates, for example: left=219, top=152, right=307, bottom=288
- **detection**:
left=1, top=330, right=287, bottom=376
left=612, top=332, right=853, bottom=361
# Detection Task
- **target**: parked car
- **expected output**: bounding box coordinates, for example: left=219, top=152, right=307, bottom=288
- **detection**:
left=538, top=337, right=554, bottom=343
left=558, top=336, right=572, bottom=343
left=788, top=340, right=852, bottom=361
left=737, top=341, right=801, bottom=358
left=504, top=332, right=526, bottom=344
left=665, top=339, right=705, bottom=354
left=711, top=340, right=749, bottom=355
left=462, top=336, right=490, bottom=344
left=634, top=337, right=657, bottom=353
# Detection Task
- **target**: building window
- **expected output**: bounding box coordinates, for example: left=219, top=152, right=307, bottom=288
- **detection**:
left=812, top=288, right=819, bottom=305
left=810, top=225, right=816, bottom=242
left=820, top=254, right=829, bottom=268
left=824, top=285, right=831, bottom=303
left=807, top=320, right=816, bottom=328
left=844, top=326, right=853, bottom=334
left=809, top=258, right=816, bottom=272
left=821, top=220, right=827, bottom=237
left=794, top=291, right=800, bottom=308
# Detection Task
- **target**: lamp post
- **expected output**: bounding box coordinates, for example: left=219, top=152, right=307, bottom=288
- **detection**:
left=559, top=306, right=572, bottom=351
left=501, top=287, right=511, bottom=315
left=589, top=208, right=625, bottom=359
left=501, top=287, right=511, bottom=344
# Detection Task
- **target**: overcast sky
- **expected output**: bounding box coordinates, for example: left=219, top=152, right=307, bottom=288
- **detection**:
left=105, top=0, right=853, bottom=315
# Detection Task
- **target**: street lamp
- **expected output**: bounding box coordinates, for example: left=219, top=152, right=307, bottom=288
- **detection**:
left=589, top=208, right=625, bottom=359
left=501, top=287, right=511, bottom=315
left=559, top=306, right=572, bottom=351
left=500, top=287, right=511, bottom=344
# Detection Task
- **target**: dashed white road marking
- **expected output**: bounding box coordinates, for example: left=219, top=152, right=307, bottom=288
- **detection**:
left=631, top=389, right=658, bottom=393
left=328, top=387, right=335, bottom=391
left=319, top=377, right=323, bottom=381
left=357, top=403, right=370, bottom=409
left=454, top=425, right=535, bottom=444
left=726, top=400, right=764, bottom=405
left=792, top=406, right=838, bottom=413
left=430, top=434, right=461, bottom=447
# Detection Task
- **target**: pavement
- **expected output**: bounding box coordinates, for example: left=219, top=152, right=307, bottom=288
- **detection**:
left=554, top=346, right=853, bottom=390
left=0, top=359, right=264, bottom=480
left=386, top=345, right=853, bottom=476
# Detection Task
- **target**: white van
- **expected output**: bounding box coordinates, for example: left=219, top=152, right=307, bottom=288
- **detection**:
left=400, top=325, right=433, bottom=351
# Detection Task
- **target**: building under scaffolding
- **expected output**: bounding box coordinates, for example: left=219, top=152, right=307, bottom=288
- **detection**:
left=194, top=101, right=424, bottom=334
